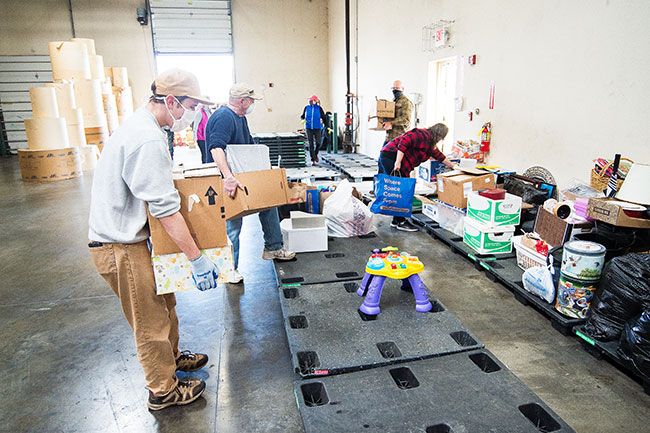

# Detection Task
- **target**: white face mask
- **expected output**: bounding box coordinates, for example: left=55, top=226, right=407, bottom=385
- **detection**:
left=245, top=101, right=255, bottom=115
left=166, top=96, right=195, bottom=132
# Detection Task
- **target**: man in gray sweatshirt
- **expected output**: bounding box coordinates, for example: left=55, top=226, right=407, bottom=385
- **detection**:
left=88, top=69, right=217, bottom=411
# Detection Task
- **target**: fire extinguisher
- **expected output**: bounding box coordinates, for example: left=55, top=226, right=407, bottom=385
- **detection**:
left=480, top=122, right=491, bottom=152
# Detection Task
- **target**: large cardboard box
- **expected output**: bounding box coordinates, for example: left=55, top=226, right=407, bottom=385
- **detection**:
left=463, top=217, right=515, bottom=255
left=376, top=99, right=395, bottom=118
left=467, top=191, right=522, bottom=227
left=223, top=168, right=291, bottom=220
left=369, top=116, right=385, bottom=131
left=587, top=198, right=650, bottom=229
left=436, top=169, right=496, bottom=209
left=149, top=175, right=228, bottom=255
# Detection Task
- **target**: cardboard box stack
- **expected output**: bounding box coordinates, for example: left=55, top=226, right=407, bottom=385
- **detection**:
left=462, top=190, right=522, bottom=255
left=369, top=99, right=395, bottom=130
left=18, top=85, right=83, bottom=182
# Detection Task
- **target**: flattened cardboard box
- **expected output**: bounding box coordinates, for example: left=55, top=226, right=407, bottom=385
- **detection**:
left=224, top=168, right=291, bottom=220
left=436, top=169, right=496, bottom=209
left=149, top=176, right=228, bottom=255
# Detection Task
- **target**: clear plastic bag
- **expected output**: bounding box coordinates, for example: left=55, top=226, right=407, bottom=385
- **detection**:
left=322, top=179, right=374, bottom=238
left=522, top=265, right=556, bottom=304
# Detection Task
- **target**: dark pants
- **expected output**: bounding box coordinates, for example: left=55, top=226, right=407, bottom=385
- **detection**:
left=377, top=152, right=405, bottom=225
left=306, top=129, right=322, bottom=161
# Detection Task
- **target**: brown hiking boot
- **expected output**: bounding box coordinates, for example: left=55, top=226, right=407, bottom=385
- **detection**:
left=176, top=350, right=209, bottom=372
left=147, top=378, right=206, bottom=411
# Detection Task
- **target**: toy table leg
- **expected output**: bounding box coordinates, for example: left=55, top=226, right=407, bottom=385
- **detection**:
left=359, top=275, right=386, bottom=316
left=400, top=278, right=412, bottom=292
left=407, top=274, right=433, bottom=313
left=356, top=272, right=372, bottom=297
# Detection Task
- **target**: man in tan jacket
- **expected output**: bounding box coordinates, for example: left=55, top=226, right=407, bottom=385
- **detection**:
left=383, top=80, right=413, bottom=142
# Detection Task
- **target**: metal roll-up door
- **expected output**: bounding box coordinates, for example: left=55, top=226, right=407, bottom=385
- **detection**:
left=0, top=55, right=52, bottom=152
left=150, top=0, right=233, bottom=54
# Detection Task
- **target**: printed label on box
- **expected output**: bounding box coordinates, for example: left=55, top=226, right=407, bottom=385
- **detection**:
left=152, top=246, right=236, bottom=295
left=463, top=182, right=473, bottom=198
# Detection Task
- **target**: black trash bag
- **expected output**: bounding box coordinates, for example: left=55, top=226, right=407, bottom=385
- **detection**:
left=583, top=254, right=650, bottom=341
left=504, top=177, right=548, bottom=205
left=618, top=311, right=650, bottom=380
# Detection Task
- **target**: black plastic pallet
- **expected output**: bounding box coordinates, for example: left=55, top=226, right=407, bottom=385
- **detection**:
left=482, top=258, right=585, bottom=335
left=295, top=349, right=575, bottom=433
left=274, top=233, right=383, bottom=286
left=574, top=326, right=650, bottom=395
left=280, top=280, right=483, bottom=378
left=411, top=213, right=582, bottom=335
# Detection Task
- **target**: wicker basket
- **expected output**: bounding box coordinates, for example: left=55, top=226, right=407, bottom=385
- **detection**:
left=513, top=236, right=547, bottom=271
left=590, top=157, right=634, bottom=191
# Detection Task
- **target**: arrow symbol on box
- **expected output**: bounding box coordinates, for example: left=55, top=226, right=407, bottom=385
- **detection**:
left=205, top=186, right=218, bottom=205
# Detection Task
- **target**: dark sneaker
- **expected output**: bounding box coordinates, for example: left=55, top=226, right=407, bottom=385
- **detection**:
left=391, top=220, right=419, bottom=232
left=147, top=378, right=206, bottom=411
left=176, top=350, right=209, bottom=372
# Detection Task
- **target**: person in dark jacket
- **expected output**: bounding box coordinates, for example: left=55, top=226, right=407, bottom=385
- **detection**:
left=301, top=95, right=327, bottom=164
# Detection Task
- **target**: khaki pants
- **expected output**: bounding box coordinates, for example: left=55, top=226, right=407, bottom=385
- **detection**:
left=89, top=240, right=179, bottom=396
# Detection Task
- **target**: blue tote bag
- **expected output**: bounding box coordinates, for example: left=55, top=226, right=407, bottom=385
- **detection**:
left=370, top=171, right=416, bottom=217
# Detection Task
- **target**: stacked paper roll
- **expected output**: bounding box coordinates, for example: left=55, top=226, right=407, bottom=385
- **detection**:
left=18, top=147, right=82, bottom=182
left=45, top=81, right=76, bottom=112
left=49, top=41, right=91, bottom=81
left=111, top=67, right=129, bottom=88
left=44, top=81, right=87, bottom=147
left=29, top=87, right=59, bottom=118
left=114, top=86, right=134, bottom=117
left=71, top=38, right=96, bottom=55
left=104, top=67, right=113, bottom=84
left=90, top=55, right=105, bottom=81
left=74, top=79, right=107, bottom=128
left=79, top=144, right=99, bottom=172
left=24, top=117, right=70, bottom=150
left=62, top=108, right=87, bottom=147
left=102, top=92, right=119, bottom=133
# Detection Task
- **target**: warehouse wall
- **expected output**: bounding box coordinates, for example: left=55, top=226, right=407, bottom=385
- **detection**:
left=0, top=0, right=155, bottom=106
left=232, top=0, right=330, bottom=132
left=328, top=0, right=650, bottom=187
left=1, top=0, right=330, bottom=133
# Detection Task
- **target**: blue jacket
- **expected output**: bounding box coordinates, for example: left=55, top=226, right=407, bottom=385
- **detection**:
left=301, top=104, right=327, bottom=130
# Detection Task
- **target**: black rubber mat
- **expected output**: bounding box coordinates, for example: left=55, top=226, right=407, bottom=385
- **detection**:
left=295, top=349, right=576, bottom=433
left=279, top=280, right=483, bottom=378
left=274, top=233, right=385, bottom=285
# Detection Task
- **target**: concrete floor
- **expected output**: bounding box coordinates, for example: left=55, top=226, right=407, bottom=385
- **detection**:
left=0, top=157, right=648, bottom=433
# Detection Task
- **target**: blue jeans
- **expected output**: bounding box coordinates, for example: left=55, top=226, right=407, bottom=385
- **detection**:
left=227, top=207, right=283, bottom=269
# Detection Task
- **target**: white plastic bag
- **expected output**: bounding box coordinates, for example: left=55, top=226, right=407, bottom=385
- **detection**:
left=522, top=265, right=556, bottom=304
left=322, top=179, right=374, bottom=237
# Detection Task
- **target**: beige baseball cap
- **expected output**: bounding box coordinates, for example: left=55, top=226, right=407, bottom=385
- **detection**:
left=154, top=68, right=213, bottom=105
left=229, top=83, right=263, bottom=100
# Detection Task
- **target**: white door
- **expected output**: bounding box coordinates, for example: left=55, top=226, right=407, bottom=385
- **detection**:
left=428, top=57, right=457, bottom=153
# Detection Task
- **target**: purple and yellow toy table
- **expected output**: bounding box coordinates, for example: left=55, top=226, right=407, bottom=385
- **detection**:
left=357, top=246, right=433, bottom=316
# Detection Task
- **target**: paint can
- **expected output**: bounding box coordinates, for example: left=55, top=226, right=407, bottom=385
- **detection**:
left=560, top=240, right=606, bottom=282
left=555, top=274, right=598, bottom=319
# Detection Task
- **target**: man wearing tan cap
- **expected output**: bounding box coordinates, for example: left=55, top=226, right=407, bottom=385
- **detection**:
left=200, top=83, right=295, bottom=284
left=88, top=68, right=218, bottom=410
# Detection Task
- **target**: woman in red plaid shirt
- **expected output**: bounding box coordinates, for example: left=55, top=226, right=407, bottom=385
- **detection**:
left=378, top=123, right=455, bottom=231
